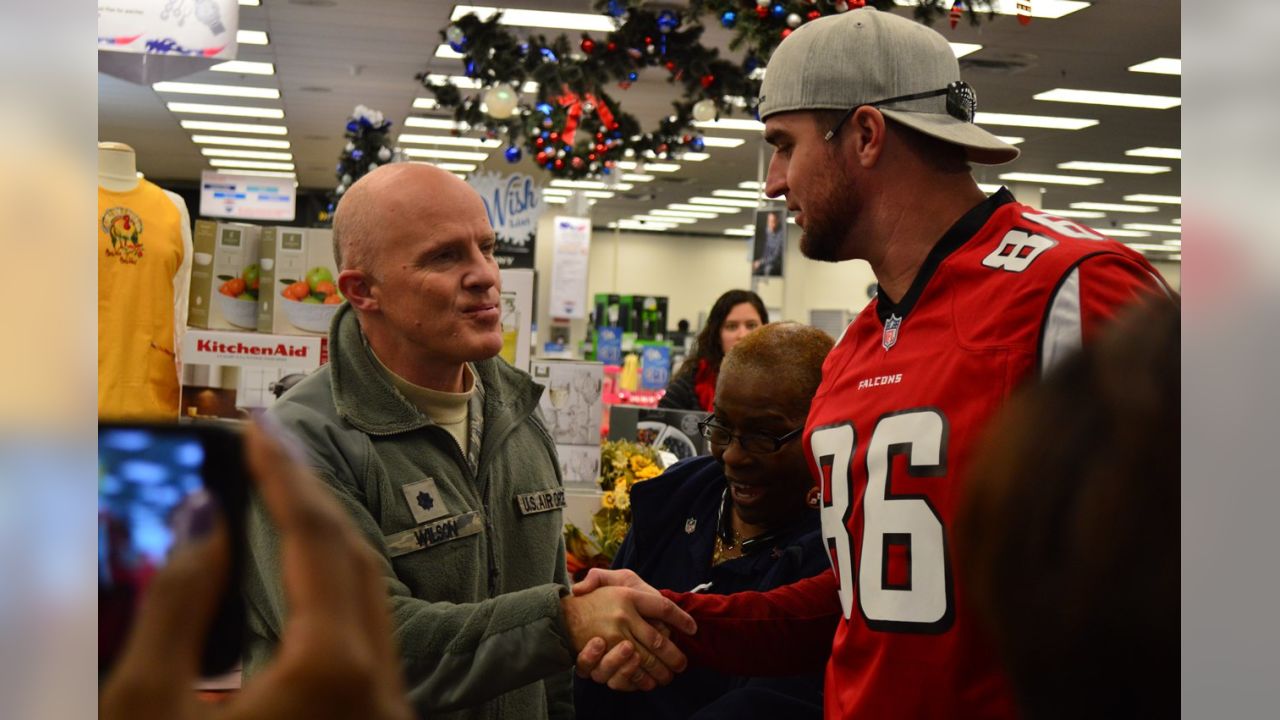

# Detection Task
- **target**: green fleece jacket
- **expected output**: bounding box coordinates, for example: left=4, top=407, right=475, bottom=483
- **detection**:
left=244, top=303, right=575, bottom=720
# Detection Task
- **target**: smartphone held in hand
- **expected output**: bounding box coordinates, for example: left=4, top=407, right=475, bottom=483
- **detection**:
left=97, top=421, right=249, bottom=679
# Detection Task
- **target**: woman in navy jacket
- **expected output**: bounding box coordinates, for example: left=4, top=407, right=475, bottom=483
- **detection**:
left=575, top=322, right=835, bottom=720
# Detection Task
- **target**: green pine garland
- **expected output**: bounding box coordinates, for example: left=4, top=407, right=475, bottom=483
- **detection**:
left=418, top=1, right=992, bottom=180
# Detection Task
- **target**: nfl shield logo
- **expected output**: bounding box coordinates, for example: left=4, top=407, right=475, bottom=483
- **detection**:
left=882, top=314, right=902, bottom=351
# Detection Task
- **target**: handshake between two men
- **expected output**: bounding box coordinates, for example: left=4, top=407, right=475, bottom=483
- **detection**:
left=562, top=568, right=697, bottom=692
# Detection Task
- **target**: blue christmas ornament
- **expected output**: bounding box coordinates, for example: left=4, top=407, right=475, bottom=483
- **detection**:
left=744, top=56, right=759, bottom=72
left=606, top=0, right=626, bottom=18
left=326, top=202, right=335, bottom=212
left=335, top=163, right=343, bottom=172
left=657, top=10, right=679, bottom=33
left=519, top=42, right=530, bottom=54
left=628, top=71, right=638, bottom=82
left=771, top=4, right=785, bottom=19
left=448, top=39, right=465, bottom=53
left=346, top=120, right=358, bottom=132
left=465, top=60, right=476, bottom=76
left=540, top=47, right=558, bottom=62
left=504, top=146, right=522, bottom=163
left=720, top=10, right=737, bottom=28
left=602, top=166, right=611, bottom=175
left=536, top=102, right=553, bottom=115
left=351, top=149, right=364, bottom=160
left=690, top=137, right=705, bottom=152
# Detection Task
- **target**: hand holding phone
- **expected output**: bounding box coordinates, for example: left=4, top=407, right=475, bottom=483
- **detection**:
left=100, top=420, right=412, bottom=720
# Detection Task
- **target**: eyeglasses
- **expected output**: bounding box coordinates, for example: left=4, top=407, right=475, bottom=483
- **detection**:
left=824, top=80, right=978, bottom=142
left=698, top=416, right=804, bottom=454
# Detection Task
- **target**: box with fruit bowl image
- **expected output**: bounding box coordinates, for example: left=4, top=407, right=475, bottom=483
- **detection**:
left=188, top=220, right=263, bottom=330
left=256, top=227, right=345, bottom=335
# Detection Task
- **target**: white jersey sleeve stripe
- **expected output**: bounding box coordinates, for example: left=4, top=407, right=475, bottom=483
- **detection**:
left=1040, top=267, right=1083, bottom=375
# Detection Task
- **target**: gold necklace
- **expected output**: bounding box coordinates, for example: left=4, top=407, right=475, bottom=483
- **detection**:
left=711, top=528, right=744, bottom=566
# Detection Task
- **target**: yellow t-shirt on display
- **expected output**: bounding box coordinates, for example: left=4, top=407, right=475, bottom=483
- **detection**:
left=98, top=180, right=186, bottom=419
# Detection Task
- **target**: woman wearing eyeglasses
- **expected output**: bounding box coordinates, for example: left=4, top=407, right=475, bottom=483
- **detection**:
left=575, top=322, right=833, bottom=720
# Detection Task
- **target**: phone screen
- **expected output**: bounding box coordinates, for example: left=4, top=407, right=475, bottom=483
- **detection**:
left=98, top=423, right=246, bottom=679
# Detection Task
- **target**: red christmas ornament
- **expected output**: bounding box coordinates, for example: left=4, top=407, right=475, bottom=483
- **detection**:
left=606, top=41, right=617, bottom=51
left=595, top=143, right=607, bottom=153
left=549, top=131, right=560, bottom=142
left=755, top=5, right=768, bottom=18
left=658, top=143, right=669, bottom=154
left=781, top=28, right=793, bottom=39
left=605, top=160, right=616, bottom=168
left=536, top=151, right=549, bottom=164
left=572, top=157, right=584, bottom=169
left=644, top=36, right=653, bottom=44
left=595, top=132, right=604, bottom=141
left=700, top=74, right=715, bottom=89
left=581, top=38, right=596, bottom=53
left=554, top=158, right=565, bottom=170
left=665, top=60, right=677, bottom=72
left=682, top=134, right=692, bottom=143
left=608, top=120, right=620, bottom=130
left=808, top=10, right=821, bottom=20
left=588, top=153, right=597, bottom=161
left=535, top=137, right=546, bottom=148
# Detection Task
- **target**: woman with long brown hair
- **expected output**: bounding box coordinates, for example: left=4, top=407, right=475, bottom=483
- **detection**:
left=659, top=290, right=769, bottom=412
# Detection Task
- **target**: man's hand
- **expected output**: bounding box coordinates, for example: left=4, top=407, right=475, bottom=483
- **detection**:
left=100, top=420, right=413, bottom=720
left=561, top=575, right=696, bottom=692
left=568, top=569, right=693, bottom=691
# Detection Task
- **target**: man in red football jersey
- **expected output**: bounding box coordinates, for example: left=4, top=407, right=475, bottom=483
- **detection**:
left=573, top=6, right=1174, bottom=718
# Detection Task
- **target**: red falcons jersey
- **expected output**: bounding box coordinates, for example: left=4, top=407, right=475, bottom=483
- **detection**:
left=664, top=190, right=1172, bottom=718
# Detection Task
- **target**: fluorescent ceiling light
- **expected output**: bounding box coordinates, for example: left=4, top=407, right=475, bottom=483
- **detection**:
left=651, top=209, right=719, bottom=219
left=612, top=220, right=676, bottom=231
left=401, top=148, right=489, bottom=161
left=1070, top=202, right=1158, bottom=213
left=154, top=81, right=279, bottom=99
left=405, top=116, right=460, bottom=130
left=435, top=44, right=463, bottom=60
left=1057, top=161, right=1170, bottom=174
left=998, top=172, right=1103, bottom=186
left=180, top=119, right=287, bottom=135
left=191, top=135, right=290, bottom=149
left=168, top=102, right=283, bottom=118
left=895, top=0, right=1090, bottom=19
left=201, top=148, right=293, bottom=161
left=452, top=6, right=618, bottom=32
left=1102, top=230, right=1152, bottom=238
left=1126, top=146, right=1181, bottom=160
left=614, top=161, right=679, bottom=172
left=738, top=181, right=763, bottom=190
left=1040, top=208, right=1104, bottom=218
left=682, top=152, right=710, bottom=162
left=725, top=228, right=755, bottom=237
left=699, top=136, right=745, bottom=148
left=995, top=135, right=1025, bottom=145
left=670, top=203, right=739, bottom=214
left=551, top=179, right=629, bottom=190
left=397, top=133, right=501, bottom=148
left=621, top=173, right=654, bottom=182
left=1122, top=223, right=1183, bottom=233
left=693, top=118, right=765, bottom=132
left=215, top=170, right=297, bottom=181
left=1173, top=218, right=1181, bottom=225
left=634, top=215, right=696, bottom=225
left=1123, top=242, right=1181, bottom=253
left=950, top=43, right=982, bottom=58
left=1034, top=88, right=1181, bottom=110
left=688, top=196, right=760, bottom=208
left=239, top=0, right=261, bottom=6
left=208, top=158, right=295, bottom=171
left=543, top=196, right=568, bottom=204
left=1124, top=194, right=1181, bottom=204
left=978, top=183, right=1003, bottom=193
left=423, top=73, right=538, bottom=93
left=1163, top=239, right=1182, bottom=246
left=1129, top=57, right=1181, bottom=76
left=412, top=98, right=440, bottom=110
left=976, top=112, right=1098, bottom=130
left=713, top=189, right=763, bottom=200
left=543, top=188, right=617, bottom=198
left=581, top=191, right=616, bottom=199
left=542, top=189, right=573, bottom=196
left=435, top=162, right=477, bottom=172
left=210, top=60, right=275, bottom=75
left=237, top=30, right=269, bottom=45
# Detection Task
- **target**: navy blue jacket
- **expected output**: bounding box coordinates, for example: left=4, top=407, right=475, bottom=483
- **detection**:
left=573, top=456, right=827, bottom=720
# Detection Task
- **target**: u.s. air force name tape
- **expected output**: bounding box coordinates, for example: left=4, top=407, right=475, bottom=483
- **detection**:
left=515, top=488, right=566, bottom=516
left=385, top=512, right=482, bottom=558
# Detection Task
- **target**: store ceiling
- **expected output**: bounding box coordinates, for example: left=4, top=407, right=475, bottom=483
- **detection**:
left=98, top=0, right=1180, bottom=253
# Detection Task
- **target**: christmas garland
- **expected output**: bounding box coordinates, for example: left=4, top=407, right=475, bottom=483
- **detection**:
left=418, top=1, right=993, bottom=180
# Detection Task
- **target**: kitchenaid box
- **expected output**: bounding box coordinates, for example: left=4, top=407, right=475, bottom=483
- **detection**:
left=188, top=220, right=263, bottom=331
left=256, top=227, right=343, bottom=335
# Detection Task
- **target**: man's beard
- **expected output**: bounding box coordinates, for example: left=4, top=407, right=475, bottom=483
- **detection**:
left=798, top=162, right=856, bottom=263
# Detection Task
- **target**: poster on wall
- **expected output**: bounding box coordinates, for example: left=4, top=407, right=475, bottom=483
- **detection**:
left=98, top=0, right=240, bottom=84
left=550, top=216, right=590, bottom=319
left=199, top=171, right=297, bottom=222
left=468, top=171, right=543, bottom=269
left=751, top=206, right=787, bottom=278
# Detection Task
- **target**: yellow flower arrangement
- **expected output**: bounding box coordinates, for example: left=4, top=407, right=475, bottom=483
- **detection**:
left=563, top=439, right=665, bottom=580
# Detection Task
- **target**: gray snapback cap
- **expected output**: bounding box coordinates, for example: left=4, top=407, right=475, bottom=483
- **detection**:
left=759, top=7, right=1019, bottom=165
